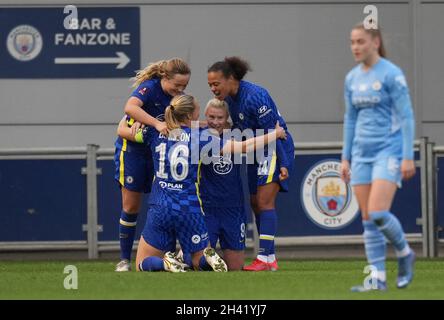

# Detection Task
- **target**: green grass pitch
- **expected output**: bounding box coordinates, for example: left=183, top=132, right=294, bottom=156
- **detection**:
left=1, top=259, right=444, bottom=300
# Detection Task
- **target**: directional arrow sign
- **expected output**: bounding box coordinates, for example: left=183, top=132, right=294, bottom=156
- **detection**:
left=0, top=7, right=139, bottom=78
left=55, top=52, right=130, bottom=69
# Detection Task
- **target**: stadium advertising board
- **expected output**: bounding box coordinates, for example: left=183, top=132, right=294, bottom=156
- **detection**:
left=0, top=6, right=140, bottom=78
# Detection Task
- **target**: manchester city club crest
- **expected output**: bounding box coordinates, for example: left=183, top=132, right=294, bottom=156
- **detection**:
left=315, top=176, right=347, bottom=217
left=301, top=159, right=359, bottom=229
left=7, top=25, right=43, bottom=61
left=372, top=80, right=382, bottom=91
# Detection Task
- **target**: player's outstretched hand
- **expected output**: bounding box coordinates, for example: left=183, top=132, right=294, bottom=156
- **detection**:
left=279, top=167, right=289, bottom=181
left=275, top=121, right=287, bottom=140
left=155, top=121, right=169, bottom=136
left=340, top=160, right=351, bottom=183
left=401, top=159, right=416, bottom=180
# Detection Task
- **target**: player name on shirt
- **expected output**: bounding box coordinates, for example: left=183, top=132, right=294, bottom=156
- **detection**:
left=158, top=131, right=191, bottom=142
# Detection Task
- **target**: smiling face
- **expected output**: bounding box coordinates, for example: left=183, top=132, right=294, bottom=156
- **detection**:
left=161, top=73, right=190, bottom=97
left=207, top=71, right=237, bottom=100
left=350, top=28, right=380, bottom=64
left=205, top=105, right=229, bottom=134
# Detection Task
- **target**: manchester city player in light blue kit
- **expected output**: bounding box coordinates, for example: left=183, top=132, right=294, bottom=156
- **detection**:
left=114, top=58, right=190, bottom=272
left=117, top=94, right=286, bottom=272
left=340, top=23, right=416, bottom=291
left=208, top=57, right=294, bottom=271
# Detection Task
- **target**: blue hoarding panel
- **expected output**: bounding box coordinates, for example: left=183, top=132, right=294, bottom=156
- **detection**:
left=97, top=160, right=148, bottom=242
left=0, top=159, right=86, bottom=241
left=438, top=157, right=444, bottom=239
left=275, top=153, right=422, bottom=237
left=0, top=153, right=425, bottom=243
left=0, top=7, right=140, bottom=78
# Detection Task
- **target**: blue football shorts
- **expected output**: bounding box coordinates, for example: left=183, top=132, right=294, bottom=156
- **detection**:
left=350, top=156, right=402, bottom=188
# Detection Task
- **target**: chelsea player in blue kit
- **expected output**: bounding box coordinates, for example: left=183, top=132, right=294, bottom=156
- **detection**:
left=208, top=57, right=294, bottom=271
left=174, top=99, right=247, bottom=271
left=200, top=99, right=247, bottom=271
left=118, top=94, right=286, bottom=272
left=340, top=24, right=416, bottom=291
left=114, top=58, right=190, bottom=272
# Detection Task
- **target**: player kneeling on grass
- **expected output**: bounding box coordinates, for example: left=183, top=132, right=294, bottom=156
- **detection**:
left=118, top=94, right=286, bottom=272
left=178, top=99, right=248, bottom=271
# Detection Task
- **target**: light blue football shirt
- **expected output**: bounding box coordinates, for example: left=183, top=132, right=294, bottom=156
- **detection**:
left=342, top=58, right=415, bottom=163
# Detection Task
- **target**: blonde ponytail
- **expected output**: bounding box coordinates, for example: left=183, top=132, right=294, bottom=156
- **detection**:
left=131, top=60, right=168, bottom=88
left=131, top=58, right=191, bottom=88
left=164, top=95, right=196, bottom=131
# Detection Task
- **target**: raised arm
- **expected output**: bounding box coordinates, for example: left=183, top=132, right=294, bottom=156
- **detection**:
left=124, top=97, right=167, bottom=135
left=221, top=121, right=286, bottom=154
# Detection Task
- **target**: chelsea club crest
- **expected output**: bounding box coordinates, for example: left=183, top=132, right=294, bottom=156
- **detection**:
left=301, top=159, right=359, bottom=229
